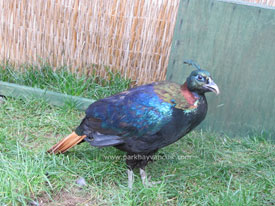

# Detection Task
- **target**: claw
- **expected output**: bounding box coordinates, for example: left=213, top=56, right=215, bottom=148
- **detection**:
left=139, top=168, right=161, bottom=187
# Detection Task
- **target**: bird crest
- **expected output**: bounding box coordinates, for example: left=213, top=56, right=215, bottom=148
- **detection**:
left=184, top=60, right=202, bottom=71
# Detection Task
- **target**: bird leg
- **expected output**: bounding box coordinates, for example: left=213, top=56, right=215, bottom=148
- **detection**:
left=127, top=169, right=134, bottom=189
left=139, top=168, right=148, bottom=186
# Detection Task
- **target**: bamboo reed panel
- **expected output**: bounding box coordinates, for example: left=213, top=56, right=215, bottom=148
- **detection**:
left=0, top=0, right=180, bottom=85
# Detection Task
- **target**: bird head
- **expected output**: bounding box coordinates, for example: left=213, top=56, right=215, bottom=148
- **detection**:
left=184, top=60, right=220, bottom=95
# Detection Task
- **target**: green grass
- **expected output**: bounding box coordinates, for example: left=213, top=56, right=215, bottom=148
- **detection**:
left=0, top=62, right=131, bottom=100
left=0, top=98, right=274, bottom=206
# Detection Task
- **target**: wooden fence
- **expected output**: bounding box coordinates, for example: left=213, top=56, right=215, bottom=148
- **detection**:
left=0, top=0, right=274, bottom=85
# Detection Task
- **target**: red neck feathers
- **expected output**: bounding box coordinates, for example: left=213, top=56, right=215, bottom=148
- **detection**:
left=181, top=82, right=198, bottom=105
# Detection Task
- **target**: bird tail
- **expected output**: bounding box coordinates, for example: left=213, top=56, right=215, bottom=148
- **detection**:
left=47, top=132, right=86, bottom=154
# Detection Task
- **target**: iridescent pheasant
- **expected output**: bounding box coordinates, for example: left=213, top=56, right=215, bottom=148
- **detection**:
left=48, top=60, right=220, bottom=188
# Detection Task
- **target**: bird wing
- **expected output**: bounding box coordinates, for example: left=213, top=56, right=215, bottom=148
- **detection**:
left=82, top=83, right=175, bottom=139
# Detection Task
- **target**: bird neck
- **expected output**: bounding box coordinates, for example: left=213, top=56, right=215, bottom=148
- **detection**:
left=180, top=82, right=199, bottom=105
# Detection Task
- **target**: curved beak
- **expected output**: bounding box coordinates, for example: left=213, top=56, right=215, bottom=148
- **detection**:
left=204, top=78, right=220, bottom=95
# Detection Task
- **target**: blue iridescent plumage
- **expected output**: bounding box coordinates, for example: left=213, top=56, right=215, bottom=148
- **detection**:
left=86, top=84, right=173, bottom=138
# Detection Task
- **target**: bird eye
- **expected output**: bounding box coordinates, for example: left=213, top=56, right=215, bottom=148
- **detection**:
left=196, top=75, right=204, bottom=81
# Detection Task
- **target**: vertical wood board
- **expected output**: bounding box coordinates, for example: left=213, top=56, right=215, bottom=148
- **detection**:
left=167, top=0, right=275, bottom=138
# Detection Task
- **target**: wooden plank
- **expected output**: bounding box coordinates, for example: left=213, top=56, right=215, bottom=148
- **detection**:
left=167, top=0, right=275, bottom=138
left=0, top=81, right=95, bottom=111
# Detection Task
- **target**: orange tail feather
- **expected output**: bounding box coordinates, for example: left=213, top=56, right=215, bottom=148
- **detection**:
left=47, top=132, right=86, bottom=154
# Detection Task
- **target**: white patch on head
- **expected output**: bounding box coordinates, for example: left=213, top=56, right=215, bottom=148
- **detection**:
left=208, top=78, right=213, bottom=84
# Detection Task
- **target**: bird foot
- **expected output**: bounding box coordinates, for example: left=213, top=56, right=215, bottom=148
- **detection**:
left=127, top=168, right=161, bottom=189
left=139, top=168, right=161, bottom=187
